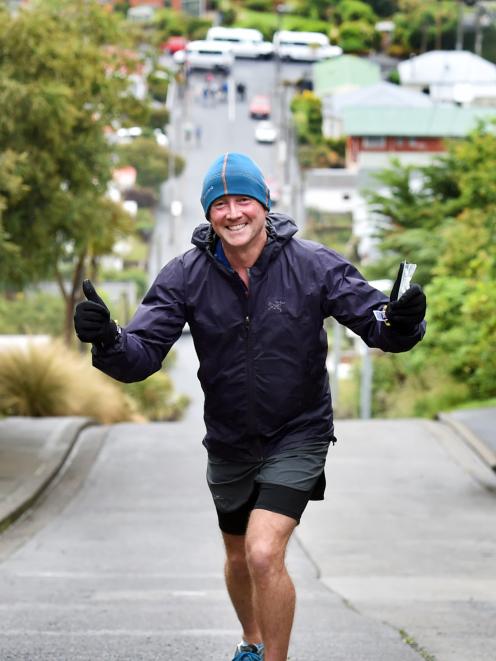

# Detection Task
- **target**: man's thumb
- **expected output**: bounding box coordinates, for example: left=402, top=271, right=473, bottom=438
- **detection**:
left=82, top=279, right=107, bottom=308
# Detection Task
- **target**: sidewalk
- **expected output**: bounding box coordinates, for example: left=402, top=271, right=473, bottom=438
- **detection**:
left=0, top=417, right=92, bottom=533
left=438, top=407, right=496, bottom=471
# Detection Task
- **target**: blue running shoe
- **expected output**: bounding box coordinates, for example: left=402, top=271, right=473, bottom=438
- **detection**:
left=231, top=642, right=264, bottom=661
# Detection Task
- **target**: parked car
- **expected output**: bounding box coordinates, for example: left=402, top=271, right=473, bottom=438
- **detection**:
left=273, top=30, right=342, bottom=61
left=160, top=36, right=188, bottom=55
left=249, top=94, right=271, bottom=119
left=173, top=40, right=234, bottom=74
left=255, top=120, right=278, bottom=144
left=206, top=26, right=274, bottom=60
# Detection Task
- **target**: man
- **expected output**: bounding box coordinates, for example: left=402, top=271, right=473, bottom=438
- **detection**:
left=74, top=152, right=426, bottom=661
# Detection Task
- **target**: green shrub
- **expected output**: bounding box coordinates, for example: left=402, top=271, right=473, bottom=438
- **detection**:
left=244, top=0, right=273, bottom=12
left=117, top=138, right=185, bottom=192
left=372, top=356, right=470, bottom=418
left=284, top=16, right=331, bottom=34
left=123, top=370, right=190, bottom=421
left=0, top=292, right=64, bottom=336
left=147, top=67, right=171, bottom=103
left=218, top=1, right=237, bottom=25
left=290, top=91, right=323, bottom=144
left=334, top=372, right=360, bottom=419
left=339, top=20, right=377, bottom=52
left=148, top=105, right=170, bottom=130
left=135, top=208, right=156, bottom=241
left=387, top=68, right=400, bottom=85
left=152, top=8, right=189, bottom=37
left=185, top=17, right=211, bottom=40
left=297, top=143, right=345, bottom=169
left=101, top=268, right=149, bottom=301
left=337, top=0, right=378, bottom=24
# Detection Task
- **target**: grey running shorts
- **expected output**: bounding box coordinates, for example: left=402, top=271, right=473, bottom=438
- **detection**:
left=206, top=440, right=331, bottom=535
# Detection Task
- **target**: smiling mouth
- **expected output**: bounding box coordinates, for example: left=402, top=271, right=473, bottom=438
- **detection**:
left=226, top=223, right=247, bottom=232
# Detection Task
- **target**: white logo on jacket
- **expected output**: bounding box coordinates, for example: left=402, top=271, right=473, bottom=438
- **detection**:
left=267, top=300, right=286, bottom=312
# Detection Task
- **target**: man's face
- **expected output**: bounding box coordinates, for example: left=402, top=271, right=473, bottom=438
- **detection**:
left=209, top=195, right=267, bottom=252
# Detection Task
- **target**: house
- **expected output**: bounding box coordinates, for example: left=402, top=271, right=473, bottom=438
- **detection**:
left=303, top=168, right=384, bottom=263
left=313, top=55, right=381, bottom=98
left=398, top=50, right=496, bottom=106
left=322, top=81, right=434, bottom=139
left=303, top=104, right=495, bottom=259
left=343, top=104, right=496, bottom=170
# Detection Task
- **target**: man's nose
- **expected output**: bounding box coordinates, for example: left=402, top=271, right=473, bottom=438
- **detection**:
left=226, top=200, right=242, bottom=218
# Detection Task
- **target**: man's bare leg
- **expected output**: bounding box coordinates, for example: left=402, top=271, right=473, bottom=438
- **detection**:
left=245, top=509, right=297, bottom=661
left=223, top=532, right=263, bottom=646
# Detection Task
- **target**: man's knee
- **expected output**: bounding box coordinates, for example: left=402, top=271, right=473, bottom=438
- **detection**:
left=245, top=511, right=295, bottom=578
left=246, top=538, right=281, bottom=578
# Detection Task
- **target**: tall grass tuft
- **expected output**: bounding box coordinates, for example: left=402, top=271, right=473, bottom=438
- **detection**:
left=123, top=371, right=190, bottom=421
left=0, top=341, right=136, bottom=423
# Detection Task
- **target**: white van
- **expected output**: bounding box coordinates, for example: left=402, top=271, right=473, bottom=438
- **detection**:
left=206, top=26, right=274, bottom=60
left=273, top=30, right=342, bottom=62
left=173, top=40, right=234, bottom=73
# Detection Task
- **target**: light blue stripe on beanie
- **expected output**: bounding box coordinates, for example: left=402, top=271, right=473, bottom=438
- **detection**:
left=201, top=152, right=271, bottom=218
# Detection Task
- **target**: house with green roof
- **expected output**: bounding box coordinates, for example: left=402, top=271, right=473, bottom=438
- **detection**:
left=313, top=55, right=381, bottom=98
left=343, top=104, right=496, bottom=170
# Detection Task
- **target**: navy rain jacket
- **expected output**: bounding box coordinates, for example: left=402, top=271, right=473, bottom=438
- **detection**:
left=93, top=213, right=425, bottom=461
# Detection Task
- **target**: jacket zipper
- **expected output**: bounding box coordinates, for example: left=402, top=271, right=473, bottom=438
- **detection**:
left=228, top=269, right=259, bottom=456
left=244, top=312, right=258, bottom=448
left=236, top=275, right=258, bottom=449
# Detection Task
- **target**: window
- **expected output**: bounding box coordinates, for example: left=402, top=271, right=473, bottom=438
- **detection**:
left=363, top=137, right=385, bottom=149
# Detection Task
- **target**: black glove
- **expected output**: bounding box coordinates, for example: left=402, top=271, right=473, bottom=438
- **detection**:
left=385, top=283, right=426, bottom=332
left=74, top=279, right=120, bottom=347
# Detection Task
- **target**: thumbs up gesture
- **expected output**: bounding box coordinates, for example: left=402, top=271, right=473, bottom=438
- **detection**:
left=74, top=280, right=120, bottom=347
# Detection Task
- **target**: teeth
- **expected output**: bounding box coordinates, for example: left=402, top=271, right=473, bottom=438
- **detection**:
left=227, top=224, right=246, bottom=232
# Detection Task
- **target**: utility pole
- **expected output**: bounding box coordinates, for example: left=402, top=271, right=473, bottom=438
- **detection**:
left=474, top=3, right=490, bottom=57
left=358, top=340, right=373, bottom=420
left=165, top=78, right=179, bottom=246
left=456, top=0, right=465, bottom=50
left=330, top=320, right=342, bottom=410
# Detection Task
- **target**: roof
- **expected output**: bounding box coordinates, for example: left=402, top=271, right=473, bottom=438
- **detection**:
left=398, top=50, right=496, bottom=86
left=313, top=55, right=381, bottom=96
left=342, top=105, right=496, bottom=137
left=324, top=81, right=434, bottom=116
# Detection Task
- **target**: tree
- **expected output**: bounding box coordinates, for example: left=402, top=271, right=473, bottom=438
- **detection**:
left=391, top=0, right=458, bottom=55
left=337, top=0, right=378, bottom=24
left=366, top=123, right=496, bottom=413
left=290, top=91, right=323, bottom=144
left=339, top=20, right=377, bottom=52
left=0, top=1, right=146, bottom=344
left=116, top=138, right=185, bottom=193
left=0, top=151, right=26, bottom=286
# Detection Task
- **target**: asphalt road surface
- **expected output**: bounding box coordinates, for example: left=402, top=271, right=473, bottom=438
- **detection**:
left=0, top=334, right=495, bottom=660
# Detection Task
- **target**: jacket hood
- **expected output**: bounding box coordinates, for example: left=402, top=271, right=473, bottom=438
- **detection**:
left=191, top=212, right=298, bottom=251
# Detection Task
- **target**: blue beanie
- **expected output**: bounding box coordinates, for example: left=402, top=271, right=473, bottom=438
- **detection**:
left=201, top=152, right=271, bottom=218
